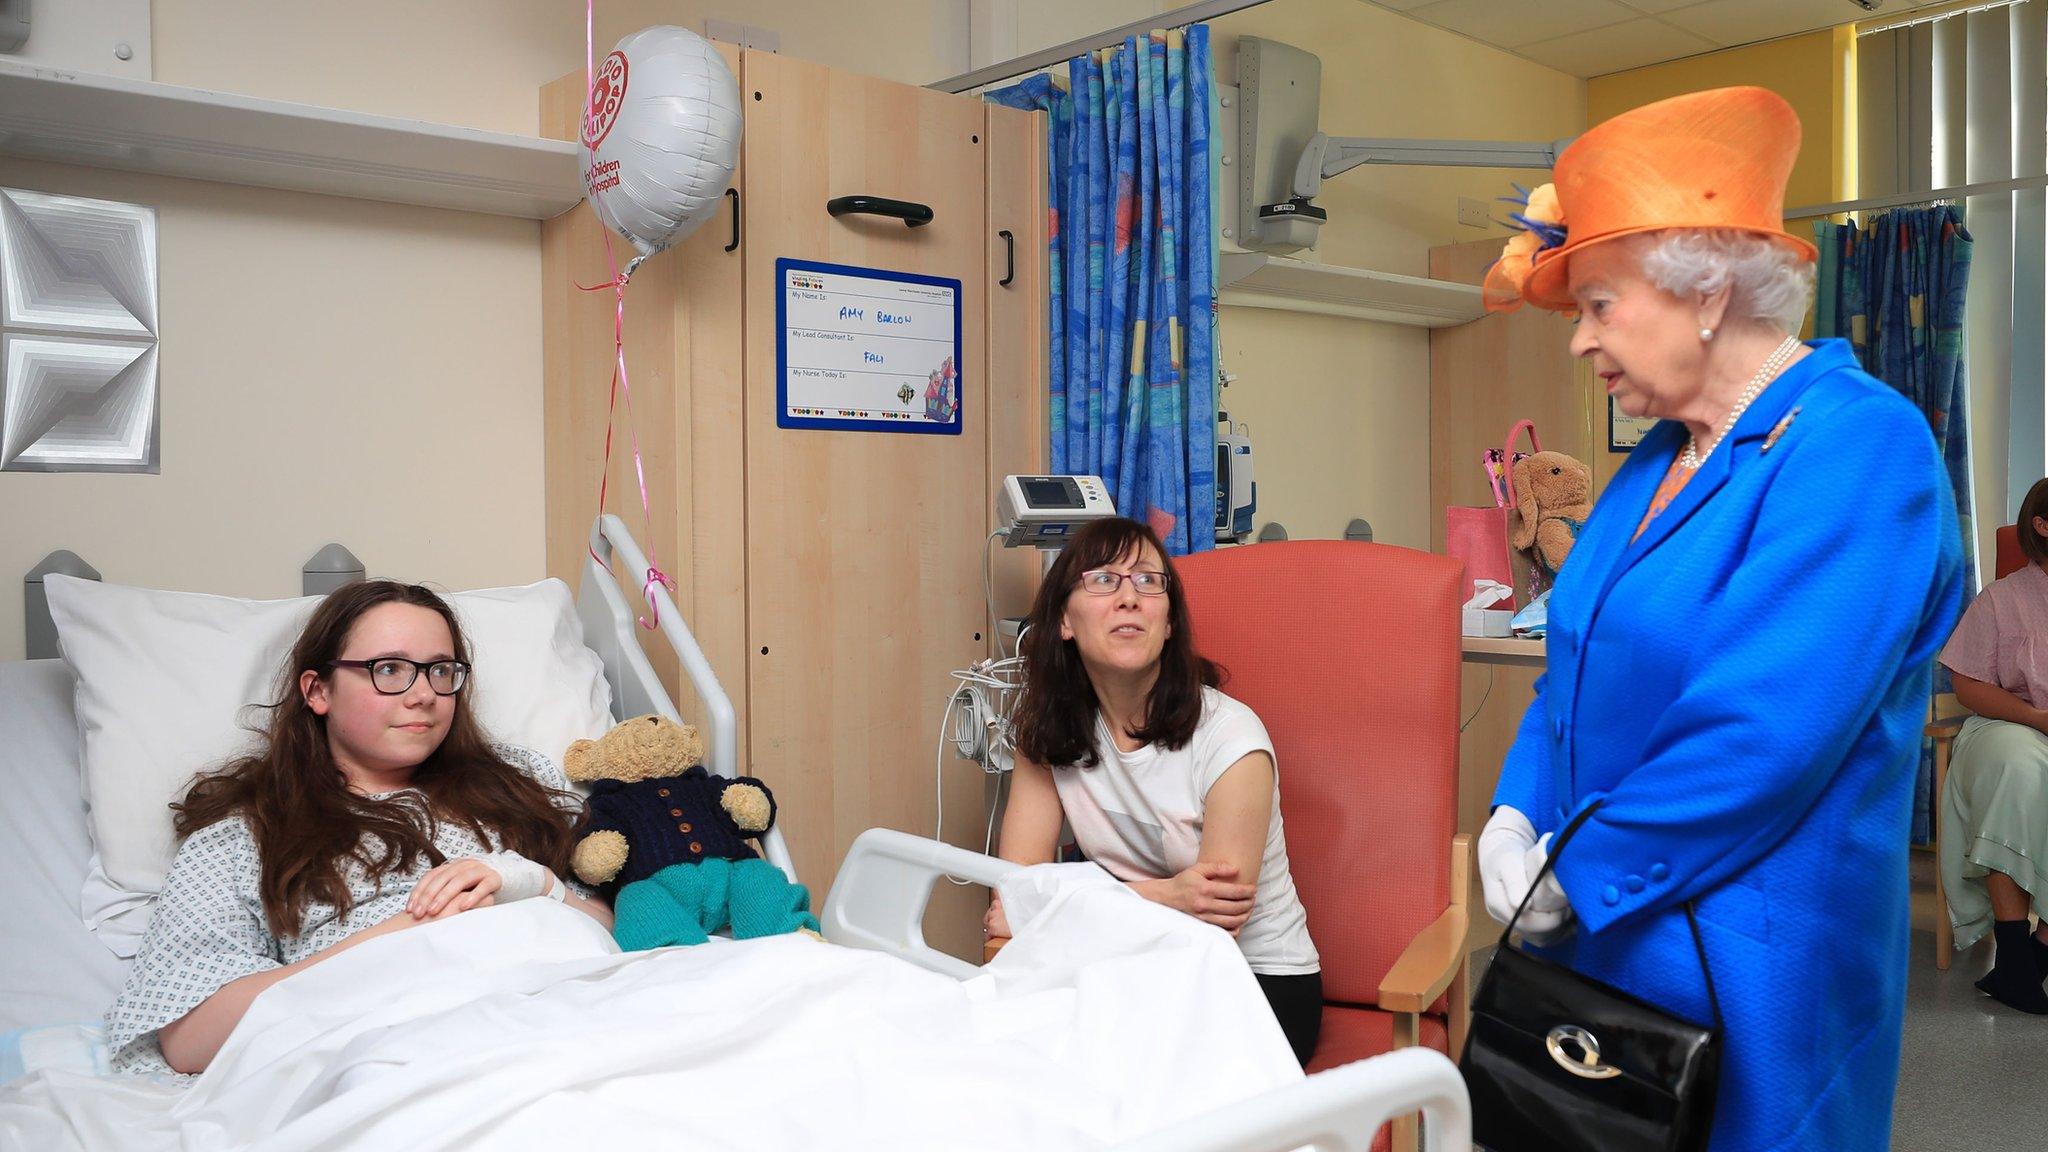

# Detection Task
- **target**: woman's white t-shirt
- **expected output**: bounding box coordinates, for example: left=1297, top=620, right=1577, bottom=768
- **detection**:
left=1050, top=687, right=1320, bottom=975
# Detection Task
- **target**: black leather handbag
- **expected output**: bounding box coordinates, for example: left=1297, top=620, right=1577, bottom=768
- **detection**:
left=1460, top=802, right=1723, bottom=1152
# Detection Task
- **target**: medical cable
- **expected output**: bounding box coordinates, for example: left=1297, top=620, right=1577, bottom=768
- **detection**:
left=983, top=528, right=1004, bottom=655
left=1459, top=665, right=1495, bottom=732
left=934, top=655, right=1027, bottom=884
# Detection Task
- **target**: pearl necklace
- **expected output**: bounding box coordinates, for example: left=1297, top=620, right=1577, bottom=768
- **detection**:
left=1680, top=335, right=1802, bottom=471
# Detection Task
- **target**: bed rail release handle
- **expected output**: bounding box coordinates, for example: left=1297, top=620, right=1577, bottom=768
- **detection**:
left=826, top=195, right=933, bottom=228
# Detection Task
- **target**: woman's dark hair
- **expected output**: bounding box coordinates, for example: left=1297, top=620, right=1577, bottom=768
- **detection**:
left=1011, top=517, right=1220, bottom=769
left=2020, top=478, right=2048, bottom=566
left=172, top=580, right=579, bottom=937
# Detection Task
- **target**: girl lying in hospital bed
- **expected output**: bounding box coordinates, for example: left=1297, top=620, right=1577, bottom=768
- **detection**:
left=103, top=581, right=610, bottom=1076
left=985, top=517, right=1325, bottom=1066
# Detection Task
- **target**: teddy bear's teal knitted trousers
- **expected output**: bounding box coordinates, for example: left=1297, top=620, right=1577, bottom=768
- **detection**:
left=612, top=856, right=818, bottom=950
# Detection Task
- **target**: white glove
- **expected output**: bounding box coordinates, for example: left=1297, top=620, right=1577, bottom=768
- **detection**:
left=1478, top=807, right=1572, bottom=942
left=480, top=850, right=565, bottom=904
left=1520, top=832, right=1572, bottom=941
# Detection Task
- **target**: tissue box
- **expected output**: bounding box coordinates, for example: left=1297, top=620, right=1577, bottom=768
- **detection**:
left=1462, top=608, right=1513, bottom=638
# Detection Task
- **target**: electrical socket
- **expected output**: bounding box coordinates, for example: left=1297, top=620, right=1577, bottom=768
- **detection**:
left=1457, top=196, right=1491, bottom=229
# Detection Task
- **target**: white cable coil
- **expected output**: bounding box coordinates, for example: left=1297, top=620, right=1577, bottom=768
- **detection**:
left=947, top=656, right=1026, bottom=773
left=932, top=655, right=1028, bottom=884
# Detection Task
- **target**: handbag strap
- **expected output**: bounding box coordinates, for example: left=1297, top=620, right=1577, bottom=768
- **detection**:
left=1501, top=800, right=1725, bottom=1032
left=1499, top=420, right=1542, bottom=507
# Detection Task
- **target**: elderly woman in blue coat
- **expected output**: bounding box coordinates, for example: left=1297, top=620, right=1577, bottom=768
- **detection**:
left=1476, top=87, right=1964, bottom=1152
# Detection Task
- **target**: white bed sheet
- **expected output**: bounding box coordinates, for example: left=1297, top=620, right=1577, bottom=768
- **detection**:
left=0, top=660, right=127, bottom=1033
left=0, top=864, right=1301, bottom=1151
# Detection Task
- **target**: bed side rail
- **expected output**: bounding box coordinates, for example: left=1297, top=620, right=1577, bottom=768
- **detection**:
left=1107, top=1048, right=1472, bottom=1152
left=821, top=827, right=1020, bottom=980
left=579, top=514, right=795, bottom=882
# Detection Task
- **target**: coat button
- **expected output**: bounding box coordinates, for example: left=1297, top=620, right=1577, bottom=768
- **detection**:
left=1602, top=885, right=1621, bottom=906
left=658, top=788, right=670, bottom=797
left=670, top=808, right=683, bottom=817
left=1649, top=863, right=1670, bottom=881
left=689, top=841, right=703, bottom=853
left=1626, top=875, right=1645, bottom=893
left=680, top=823, right=692, bottom=833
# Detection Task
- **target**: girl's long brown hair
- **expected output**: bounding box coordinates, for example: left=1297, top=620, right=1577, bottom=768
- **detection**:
left=1011, top=517, right=1220, bottom=770
left=172, top=581, right=579, bottom=937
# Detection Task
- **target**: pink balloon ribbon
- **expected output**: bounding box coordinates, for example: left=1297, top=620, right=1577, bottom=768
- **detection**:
left=579, top=0, right=674, bottom=631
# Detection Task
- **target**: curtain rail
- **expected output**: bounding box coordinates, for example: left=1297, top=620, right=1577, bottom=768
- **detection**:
left=928, top=0, right=1269, bottom=94
left=1785, top=171, right=2048, bottom=219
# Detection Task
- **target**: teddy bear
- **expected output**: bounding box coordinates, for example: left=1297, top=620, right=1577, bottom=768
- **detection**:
left=564, top=714, right=819, bottom=950
left=1510, top=450, right=1594, bottom=579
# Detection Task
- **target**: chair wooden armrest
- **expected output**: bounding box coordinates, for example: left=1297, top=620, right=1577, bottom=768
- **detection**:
left=1925, top=714, right=1966, bottom=740
left=984, top=934, right=1009, bottom=963
left=1378, top=836, right=1478, bottom=1152
left=1923, top=709, right=1967, bottom=971
left=1378, top=904, right=1470, bottom=1013
left=1377, top=835, right=1480, bottom=1060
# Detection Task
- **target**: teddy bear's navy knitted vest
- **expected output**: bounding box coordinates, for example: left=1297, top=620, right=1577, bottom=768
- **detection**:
left=582, top=764, right=766, bottom=890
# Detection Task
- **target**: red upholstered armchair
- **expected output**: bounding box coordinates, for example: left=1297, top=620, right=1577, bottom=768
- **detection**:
left=1176, top=540, right=1475, bottom=1150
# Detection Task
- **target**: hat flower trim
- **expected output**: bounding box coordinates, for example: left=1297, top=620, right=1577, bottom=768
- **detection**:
left=1484, top=183, right=1566, bottom=311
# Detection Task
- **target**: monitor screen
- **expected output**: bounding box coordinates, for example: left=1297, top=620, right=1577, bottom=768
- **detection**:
left=1021, top=477, right=1084, bottom=510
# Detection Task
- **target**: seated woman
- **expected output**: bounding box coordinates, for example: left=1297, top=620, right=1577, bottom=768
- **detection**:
left=1941, top=477, right=2048, bottom=1013
left=983, top=517, right=1323, bottom=1066
left=105, top=580, right=612, bottom=1075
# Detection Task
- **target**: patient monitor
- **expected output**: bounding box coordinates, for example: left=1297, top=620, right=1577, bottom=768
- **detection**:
left=996, top=475, right=1116, bottom=548
left=1216, top=416, right=1254, bottom=544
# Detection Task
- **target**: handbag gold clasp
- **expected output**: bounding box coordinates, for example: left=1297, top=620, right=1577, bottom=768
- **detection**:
left=1546, top=1024, right=1622, bottom=1080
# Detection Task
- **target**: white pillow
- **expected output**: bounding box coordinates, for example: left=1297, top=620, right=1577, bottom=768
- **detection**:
left=44, top=575, right=613, bottom=954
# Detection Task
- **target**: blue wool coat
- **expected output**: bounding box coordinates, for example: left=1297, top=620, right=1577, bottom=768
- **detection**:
left=1494, top=340, right=1964, bottom=1152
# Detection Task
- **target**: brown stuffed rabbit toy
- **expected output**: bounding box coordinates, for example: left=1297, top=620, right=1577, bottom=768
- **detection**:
left=1510, top=451, right=1593, bottom=578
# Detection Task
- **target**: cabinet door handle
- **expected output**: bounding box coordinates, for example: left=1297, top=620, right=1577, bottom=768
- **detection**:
left=998, top=229, right=1015, bottom=287
left=725, top=188, right=741, bottom=253
left=826, top=195, right=933, bottom=228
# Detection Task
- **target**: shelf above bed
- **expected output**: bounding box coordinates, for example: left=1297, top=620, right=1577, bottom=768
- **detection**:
left=0, top=60, right=586, bottom=219
left=1218, top=251, right=1486, bottom=328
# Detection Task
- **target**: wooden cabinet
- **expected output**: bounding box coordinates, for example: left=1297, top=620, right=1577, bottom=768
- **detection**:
left=1426, top=237, right=1608, bottom=839
left=540, top=50, right=1046, bottom=961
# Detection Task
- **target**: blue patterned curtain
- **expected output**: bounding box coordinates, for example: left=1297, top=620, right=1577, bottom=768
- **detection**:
left=987, top=27, right=1218, bottom=554
left=1814, top=205, right=1975, bottom=843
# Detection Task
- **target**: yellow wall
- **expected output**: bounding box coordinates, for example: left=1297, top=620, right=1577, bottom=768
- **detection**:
left=0, top=0, right=956, bottom=658
left=1586, top=28, right=1856, bottom=211
left=1207, top=0, right=1585, bottom=548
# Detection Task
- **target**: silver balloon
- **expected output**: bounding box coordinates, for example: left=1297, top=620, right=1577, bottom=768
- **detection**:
left=582, top=26, right=743, bottom=259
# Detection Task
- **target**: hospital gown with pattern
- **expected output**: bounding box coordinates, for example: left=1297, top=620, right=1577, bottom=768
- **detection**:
left=103, top=745, right=589, bottom=1077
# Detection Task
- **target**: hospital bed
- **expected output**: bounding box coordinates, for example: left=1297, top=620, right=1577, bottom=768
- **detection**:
left=0, top=514, right=1471, bottom=1152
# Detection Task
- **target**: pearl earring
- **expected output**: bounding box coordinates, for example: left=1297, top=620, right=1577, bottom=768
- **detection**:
left=1699, top=327, right=1715, bottom=342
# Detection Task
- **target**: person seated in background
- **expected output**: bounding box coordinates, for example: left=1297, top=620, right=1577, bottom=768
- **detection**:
left=1940, top=477, right=2048, bottom=1013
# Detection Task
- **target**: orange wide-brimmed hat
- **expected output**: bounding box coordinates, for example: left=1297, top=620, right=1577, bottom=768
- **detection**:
left=1485, top=86, right=1819, bottom=313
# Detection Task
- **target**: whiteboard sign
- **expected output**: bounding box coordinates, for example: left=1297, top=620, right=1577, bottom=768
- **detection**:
left=1608, top=396, right=1659, bottom=453
left=776, top=258, right=963, bottom=435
